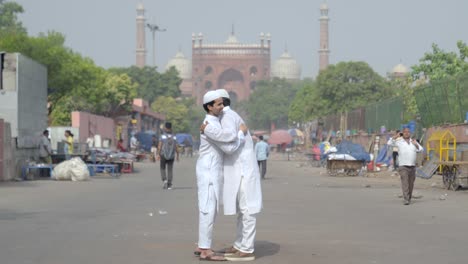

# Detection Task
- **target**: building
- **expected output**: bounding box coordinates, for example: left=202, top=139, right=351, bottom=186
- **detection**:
left=389, top=63, right=410, bottom=80
left=318, top=2, right=330, bottom=72
left=190, top=30, right=272, bottom=104
left=0, top=53, right=48, bottom=180
left=135, top=2, right=147, bottom=68
left=165, top=51, right=192, bottom=97
left=271, top=48, right=301, bottom=80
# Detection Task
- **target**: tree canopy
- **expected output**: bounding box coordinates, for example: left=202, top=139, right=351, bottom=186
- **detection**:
left=411, top=41, right=468, bottom=81
left=108, top=66, right=182, bottom=104
left=243, top=78, right=300, bottom=130
left=151, top=96, right=189, bottom=133
left=0, top=0, right=26, bottom=36
left=315, top=61, right=392, bottom=114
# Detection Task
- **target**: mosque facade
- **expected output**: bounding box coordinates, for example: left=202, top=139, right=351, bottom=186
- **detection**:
left=137, top=2, right=337, bottom=103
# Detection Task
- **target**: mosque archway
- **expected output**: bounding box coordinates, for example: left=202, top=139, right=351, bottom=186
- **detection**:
left=218, top=68, right=244, bottom=88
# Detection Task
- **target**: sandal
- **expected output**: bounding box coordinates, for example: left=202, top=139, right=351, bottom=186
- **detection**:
left=199, top=252, right=227, bottom=261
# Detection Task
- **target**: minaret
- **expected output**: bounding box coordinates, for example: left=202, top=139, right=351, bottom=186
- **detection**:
left=318, top=2, right=330, bottom=71
left=135, top=2, right=146, bottom=68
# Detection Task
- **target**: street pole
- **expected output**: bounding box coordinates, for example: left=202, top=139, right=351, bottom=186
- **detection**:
left=146, top=23, right=166, bottom=67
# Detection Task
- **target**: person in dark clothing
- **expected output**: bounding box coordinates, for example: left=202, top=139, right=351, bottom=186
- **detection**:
left=157, top=122, right=179, bottom=189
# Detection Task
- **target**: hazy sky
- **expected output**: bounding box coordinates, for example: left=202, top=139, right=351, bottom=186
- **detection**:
left=15, top=0, right=468, bottom=78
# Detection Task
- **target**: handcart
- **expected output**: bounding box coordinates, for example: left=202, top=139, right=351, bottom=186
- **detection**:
left=326, top=158, right=365, bottom=176
left=437, top=161, right=468, bottom=191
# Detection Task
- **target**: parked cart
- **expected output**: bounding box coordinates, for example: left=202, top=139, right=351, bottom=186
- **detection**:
left=437, top=161, right=468, bottom=190
left=326, top=158, right=365, bottom=176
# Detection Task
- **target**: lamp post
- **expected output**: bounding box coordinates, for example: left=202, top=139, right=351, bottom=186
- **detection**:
left=146, top=23, right=166, bottom=66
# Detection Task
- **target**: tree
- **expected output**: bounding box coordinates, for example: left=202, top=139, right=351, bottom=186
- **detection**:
left=244, top=78, right=300, bottom=130
left=151, top=96, right=189, bottom=133
left=0, top=0, right=26, bottom=36
left=97, top=73, right=138, bottom=118
left=288, top=79, right=326, bottom=123
left=109, top=66, right=182, bottom=104
left=411, top=41, right=468, bottom=81
left=316, top=61, right=392, bottom=115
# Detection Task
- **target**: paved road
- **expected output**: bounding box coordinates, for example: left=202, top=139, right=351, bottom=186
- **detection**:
left=1, top=156, right=468, bottom=264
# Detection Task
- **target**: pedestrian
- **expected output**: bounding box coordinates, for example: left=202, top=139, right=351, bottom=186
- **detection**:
left=130, top=134, right=138, bottom=153
left=63, top=130, right=74, bottom=160
left=387, top=127, right=423, bottom=205
left=150, top=135, right=158, bottom=162
left=117, top=139, right=126, bottom=152
left=195, top=90, right=247, bottom=261
left=183, top=137, right=193, bottom=157
left=39, top=130, right=52, bottom=177
left=201, top=89, right=262, bottom=261
left=156, top=122, right=179, bottom=190
left=255, top=135, right=269, bottom=179
left=390, top=130, right=402, bottom=171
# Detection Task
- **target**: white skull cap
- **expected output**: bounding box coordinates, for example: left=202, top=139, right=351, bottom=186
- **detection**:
left=216, top=89, right=230, bottom=99
left=203, top=90, right=221, bottom=104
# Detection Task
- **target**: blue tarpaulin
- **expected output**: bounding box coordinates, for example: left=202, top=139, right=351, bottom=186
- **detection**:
left=335, top=140, right=371, bottom=162
left=175, top=133, right=193, bottom=146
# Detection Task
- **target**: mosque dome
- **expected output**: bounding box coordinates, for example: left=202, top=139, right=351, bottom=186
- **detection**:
left=165, top=51, right=192, bottom=79
left=271, top=50, right=301, bottom=80
left=392, top=63, right=409, bottom=74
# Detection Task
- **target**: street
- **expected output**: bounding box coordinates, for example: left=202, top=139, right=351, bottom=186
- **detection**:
left=1, top=156, right=468, bottom=264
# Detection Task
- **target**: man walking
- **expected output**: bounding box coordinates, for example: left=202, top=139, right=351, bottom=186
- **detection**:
left=255, top=135, right=269, bottom=179
left=39, top=130, right=52, bottom=177
left=390, top=130, right=402, bottom=171
left=196, top=90, right=247, bottom=261
left=201, top=89, right=262, bottom=261
left=157, top=122, right=179, bottom=190
left=387, top=127, right=423, bottom=205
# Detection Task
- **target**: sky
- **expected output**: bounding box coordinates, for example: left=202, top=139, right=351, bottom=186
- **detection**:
left=15, top=0, right=468, bottom=78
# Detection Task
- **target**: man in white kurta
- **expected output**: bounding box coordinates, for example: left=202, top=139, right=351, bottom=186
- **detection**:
left=202, top=89, right=262, bottom=261
left=196, top=90, right=247, bottom=261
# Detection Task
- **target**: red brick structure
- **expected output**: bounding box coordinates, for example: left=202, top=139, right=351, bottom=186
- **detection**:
left=319, top=3, right=330, bottom=72
left=190, top=31, right=271, bottom=104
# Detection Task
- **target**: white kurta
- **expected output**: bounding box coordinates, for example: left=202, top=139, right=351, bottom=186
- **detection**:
left=203, top=106, right=263, bottom=216
left=196, top=114, right=244, bottom=214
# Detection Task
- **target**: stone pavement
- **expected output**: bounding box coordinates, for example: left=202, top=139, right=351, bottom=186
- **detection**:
left=1, top=156, right=468, bottom=264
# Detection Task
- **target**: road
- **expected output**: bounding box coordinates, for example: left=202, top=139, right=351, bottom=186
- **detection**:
left=1, top=155, right=468, bottom=264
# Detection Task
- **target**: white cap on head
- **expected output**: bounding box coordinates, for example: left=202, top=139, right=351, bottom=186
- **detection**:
left=216, top=89, right=230, bottom=99
left=203, top=90, right=221, bottom=104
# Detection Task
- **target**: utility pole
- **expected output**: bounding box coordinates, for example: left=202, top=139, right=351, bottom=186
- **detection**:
left=146, top=23, right=166, bottom=66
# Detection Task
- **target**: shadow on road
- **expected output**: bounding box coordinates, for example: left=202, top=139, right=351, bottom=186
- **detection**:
left=255, top=240, right=280, bottom=259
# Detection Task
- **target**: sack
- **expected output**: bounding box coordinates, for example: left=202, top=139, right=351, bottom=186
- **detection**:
left=161, top=134, right=176, bottom=160
left=51, top=157, right=90, bottom=181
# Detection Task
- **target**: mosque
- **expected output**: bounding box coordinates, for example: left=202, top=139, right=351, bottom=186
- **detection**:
left=136, top=2, right=407, bottom=103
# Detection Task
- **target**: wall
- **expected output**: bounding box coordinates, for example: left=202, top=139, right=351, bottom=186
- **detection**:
left=0, top=53, right=19, bottom=138
left=0, top=53, right=48, bottom=180
left=71, top=112, right=115, bottom=147
left=48, top=126, right=79, bottom=152
left=0, top=119, right=3, bottom=180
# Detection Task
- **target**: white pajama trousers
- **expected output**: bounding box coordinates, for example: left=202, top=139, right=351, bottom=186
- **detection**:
left=233, top=177, right=257, bottom=253
left=198, top=184, right=217, bottom=249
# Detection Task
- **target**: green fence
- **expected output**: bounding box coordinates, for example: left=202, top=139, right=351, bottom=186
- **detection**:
left=365, top=97, right=403, bottom=133
left=414, top=74, right=468, bottom=127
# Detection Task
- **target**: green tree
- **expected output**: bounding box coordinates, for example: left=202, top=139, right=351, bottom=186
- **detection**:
left=151, top=96, right=189, bottom=133
left=0, top=0, right=26, bottom=36
left=316, top=61, right=392, bottom=115
left=288, top=79, right=327, bottom=123
left=411, top=41, right=468, bottom=81
left=180, top=97, right=205, bottom=137
left=97, top=73, right=138, bottom=118
left=109, top=66, right=182, bottom=104
left=244, top=78, right=300, bottom=130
